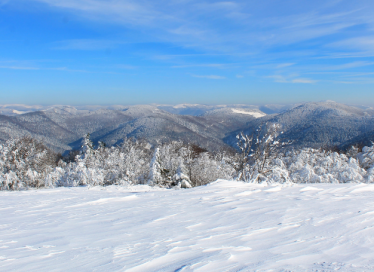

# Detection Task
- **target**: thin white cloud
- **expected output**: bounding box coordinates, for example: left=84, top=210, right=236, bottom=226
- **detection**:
left=53, top=39, right=126, bottom=50
left=0, top=66, right=39, bottom=70
left=172, top=64, right=226, bottom=68
left=292, top=78, right=316, bottom=84
left=191, top=74, right=226, bottom=79
left=267, top=74, right=316, bottom=84
left=31, top=0, right=374, bottom=54
left=276, top=63, right=295, bottom=69
left=0, top=0, right=9, bottom=7
left=329, top=36, right=374, bottom=52
left=333, top=81, right=354, bottom=84
left=321, top=61, right=374, bottom=70
left=116, top=64, right=137, bottom=69
left=48, top=67, right=89, bottom=72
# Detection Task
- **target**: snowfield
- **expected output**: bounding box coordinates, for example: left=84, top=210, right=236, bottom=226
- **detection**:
left=1, top=180, right=374, bottom=271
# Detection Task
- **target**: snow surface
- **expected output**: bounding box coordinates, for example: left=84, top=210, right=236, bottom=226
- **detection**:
left=1, top=180, right=374, bottom=271
left=231, top=109, right=266, bottom=118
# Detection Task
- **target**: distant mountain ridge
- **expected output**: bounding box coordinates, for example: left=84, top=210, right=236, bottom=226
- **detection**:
left=0, top=104, right=266, bottom=153
left=0, top=103, right=291, bottom=116
left=1, top=101, right=373, bottom=154
left=224, top=101, right=374, bottom=150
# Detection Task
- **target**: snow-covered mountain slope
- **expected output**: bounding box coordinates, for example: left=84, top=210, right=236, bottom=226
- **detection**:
left=340, top=129, right=374, bottom=150
left=0, top=105, right=261, bottom=153
left=259, top=103, right=297, bottom=114
left=0, top=104, right=270, bottom=117
left=1, top=180, right=374, bottom=271
left=1, top=101, right=373, bottom=153
left=158, top=104, right=271, bottom=116
left=225, top=101, right=374, bottom=149
left=0, top=104, right=46, bottom=116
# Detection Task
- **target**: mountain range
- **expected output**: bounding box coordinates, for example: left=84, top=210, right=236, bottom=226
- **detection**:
left=0, top=101, right=373, bottom=154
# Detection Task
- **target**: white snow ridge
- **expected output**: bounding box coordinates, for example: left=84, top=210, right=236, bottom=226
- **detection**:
left=1, top=180, right=374, bottom=271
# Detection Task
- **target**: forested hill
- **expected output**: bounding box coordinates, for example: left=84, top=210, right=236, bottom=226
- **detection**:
left=0, top=105, right=265, bottom=153
left=0, top=101, right=373, bottom=154
left=224, top=101, right=374, bottom=150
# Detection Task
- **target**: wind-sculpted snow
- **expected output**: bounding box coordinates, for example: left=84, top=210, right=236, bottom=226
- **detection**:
left=1, top=181, right=374, bottom=271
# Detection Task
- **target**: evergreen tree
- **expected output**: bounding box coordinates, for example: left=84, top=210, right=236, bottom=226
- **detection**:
left=148, top=148, right=163, bottom=186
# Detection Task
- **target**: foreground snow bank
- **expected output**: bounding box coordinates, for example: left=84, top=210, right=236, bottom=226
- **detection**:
left=1, top=180, right=374, bottom=271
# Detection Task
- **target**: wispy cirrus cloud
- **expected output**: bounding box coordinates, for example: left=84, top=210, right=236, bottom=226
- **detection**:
left=276, top=63, right=295, bottom=69
left=31, top=0, right=374, bottom=54
left=329, top=36, right=374, bottom=52
left=48, top=67, right=89, bottom=72
left=18, top=0, right=374, bottom=91
left=292, top=78, right=316, bottom=84
left=319, top=61, right=374, bottom=70
left=53, top=39, right=126, bottom=50
left=0, top=66, right=39, bottom=70
left=116, top=64, right=137, bottom=69
left=172, top=63, right=227, bottom=69
left=267, top=74, right=316, bottom=84
left=191, top=74, right=226, bottom=80
left=0, top=0, right=9, bottom=7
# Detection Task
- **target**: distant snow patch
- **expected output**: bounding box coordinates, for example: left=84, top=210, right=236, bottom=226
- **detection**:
left=12, top=110, right=30, bottom=115
left=231, top=109, right=266, bottom=118
left=173, top=104, right=201, bottom=109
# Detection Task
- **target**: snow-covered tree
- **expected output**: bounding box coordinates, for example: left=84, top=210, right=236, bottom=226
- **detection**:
left=148, top=147, right=163, bottom=186
left=236, top=123, right=288, bottom=182
left=0, top=137, right=59, bottom=190
left=284, top=148, right=365, bottom=184
left=174, top=160, right=192, bottom=188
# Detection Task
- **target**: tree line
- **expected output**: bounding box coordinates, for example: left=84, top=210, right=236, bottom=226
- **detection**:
left=1, top=123, right=374, bottom=190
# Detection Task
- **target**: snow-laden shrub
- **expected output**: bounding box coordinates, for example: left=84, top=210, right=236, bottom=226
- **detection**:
left=358, top=144, right=374, bottom=170
left=236, top=123, right=291, bottom=183
left=148, top=142, right=192, bottom=187
left=147, top=141, right=236, bottom=188
left=283, top=148, right=365, bottom=184
left=237, top=146, right=368, bottom=184
left=56, top=136, right=151, bottom=187
left=356, top=144, right=374, bottom=183
left=0, top=137, right=59, bottom=190
left=190, top=152, right=235, bottom=186
left=262, top=158, right=290, bottom=184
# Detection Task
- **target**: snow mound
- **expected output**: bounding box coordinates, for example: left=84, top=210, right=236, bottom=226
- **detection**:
left=1, top=180, right=374, bottom=271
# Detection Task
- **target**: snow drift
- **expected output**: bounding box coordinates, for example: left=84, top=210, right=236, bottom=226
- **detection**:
left=1, top=180, right=374, bottom=271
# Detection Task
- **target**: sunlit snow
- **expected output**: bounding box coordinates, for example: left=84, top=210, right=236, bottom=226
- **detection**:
left=231, top=109, right=266, bottom=118
left=1, top=180, right=374, bottom=271
left=12, top=110, right=31, bottom=115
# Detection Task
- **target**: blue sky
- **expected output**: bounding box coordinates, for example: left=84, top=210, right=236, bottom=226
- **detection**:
left=1, top=0, right=374, bottom=106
